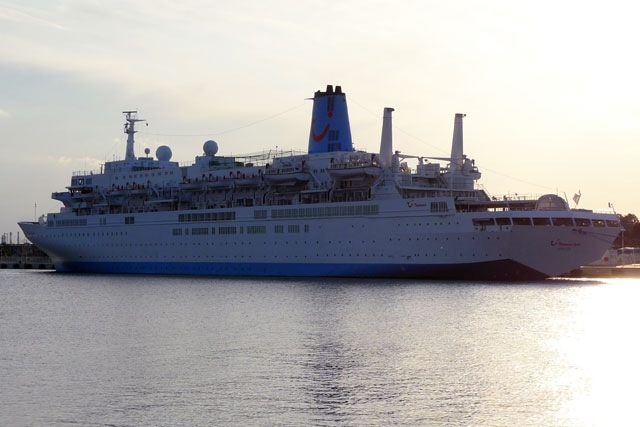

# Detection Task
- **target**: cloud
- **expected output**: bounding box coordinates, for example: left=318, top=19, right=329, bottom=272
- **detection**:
left=51, top=155, right=101, bottom=169
left=0, top=108, right=9, bottom=118
left=54, top=156, right=74, bottom=165
left=0, top=5, right=64, bottom=30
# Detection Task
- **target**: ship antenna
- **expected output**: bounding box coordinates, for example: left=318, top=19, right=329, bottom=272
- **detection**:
left=123, top=110, right=146, bottom=161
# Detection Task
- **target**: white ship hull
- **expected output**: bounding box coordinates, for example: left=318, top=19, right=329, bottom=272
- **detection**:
left=19, top=198, right=620, bottom=280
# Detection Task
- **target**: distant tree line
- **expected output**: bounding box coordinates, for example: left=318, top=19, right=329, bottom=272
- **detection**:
left=614, top=214, right=640, bottom=247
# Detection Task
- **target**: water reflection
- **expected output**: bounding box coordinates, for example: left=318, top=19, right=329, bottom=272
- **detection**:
left=294, top=279, right=640, bottom=426
left=297, top=282, right=491, bottom=425
left=3, top=272, right=640, bottom=426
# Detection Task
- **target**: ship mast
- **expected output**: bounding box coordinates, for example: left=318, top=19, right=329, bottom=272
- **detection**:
left=123, top=110, right=146, bottom=161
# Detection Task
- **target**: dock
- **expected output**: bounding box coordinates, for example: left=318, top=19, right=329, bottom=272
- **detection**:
left=0, top=244, right=54, bottom=270
left=565, top=264, right=640, bottom=278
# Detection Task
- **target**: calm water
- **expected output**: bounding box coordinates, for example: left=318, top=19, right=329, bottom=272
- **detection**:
left=1, top=270, right=639, bottom=426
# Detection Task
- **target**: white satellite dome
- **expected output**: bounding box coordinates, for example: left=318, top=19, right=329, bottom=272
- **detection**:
left=156, top=145, right=173, bottom=161
left=535, top=194, right=569, bottom=211
left=203, top=140, right=219, bottom=156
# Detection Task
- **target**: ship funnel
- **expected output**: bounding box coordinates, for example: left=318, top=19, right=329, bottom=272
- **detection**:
left=450, top=113, right=466, bottom=172
left=308, top=85, right=353, bottom=154
left=379, top=107, right=394, bottom=168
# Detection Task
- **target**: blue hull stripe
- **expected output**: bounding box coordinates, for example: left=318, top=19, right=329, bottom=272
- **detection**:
left=56, top=260, right=547, bottom=281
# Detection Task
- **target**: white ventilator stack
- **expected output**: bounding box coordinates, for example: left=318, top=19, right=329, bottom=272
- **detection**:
left=378, top=107, right=395, bottom=168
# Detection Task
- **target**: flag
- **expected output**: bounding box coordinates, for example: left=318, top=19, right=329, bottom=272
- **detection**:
left=572, top=190, right=581, bottom=206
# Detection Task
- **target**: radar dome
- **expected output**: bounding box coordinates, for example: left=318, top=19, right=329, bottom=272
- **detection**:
left=203, top=140, right=219, bottom=156
left=144, top=147, right=150, bottom=156
left=535, top=194, right=569, bottom=211
left=156, top=145, right=173, bottom=161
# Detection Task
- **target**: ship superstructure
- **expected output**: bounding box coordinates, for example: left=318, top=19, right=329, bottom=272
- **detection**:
left=19, top=85, right=621, bottom=280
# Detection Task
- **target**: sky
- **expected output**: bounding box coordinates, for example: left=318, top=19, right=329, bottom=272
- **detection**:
left=1, top=0, right=640, bottom=239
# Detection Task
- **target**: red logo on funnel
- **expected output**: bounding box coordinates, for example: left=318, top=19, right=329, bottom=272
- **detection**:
left=311, top=119, right=330, bottom=142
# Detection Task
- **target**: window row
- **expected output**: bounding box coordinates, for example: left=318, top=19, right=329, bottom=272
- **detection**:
left=178, top=211, right=236, bottom=222
left=172, top=224, right=309, bottom=236
left=472, top=217, right=620, bottom=227
left=267, top=204, right=379, bottom=219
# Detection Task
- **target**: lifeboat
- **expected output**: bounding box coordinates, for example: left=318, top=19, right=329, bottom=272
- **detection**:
left=328, top=164, right=381, bottom=180
left=263, top=168, right=310, bottom=185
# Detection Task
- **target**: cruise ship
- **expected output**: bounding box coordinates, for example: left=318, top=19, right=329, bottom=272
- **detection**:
left=19, top=85, right=621, bottom=280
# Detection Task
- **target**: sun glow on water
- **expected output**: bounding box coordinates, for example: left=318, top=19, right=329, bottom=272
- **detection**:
left=546, top=279, right=640, bottom=425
